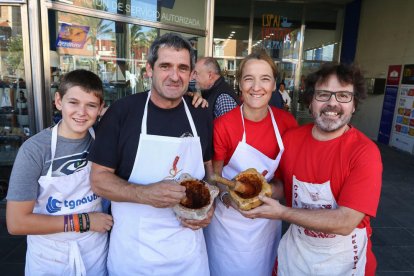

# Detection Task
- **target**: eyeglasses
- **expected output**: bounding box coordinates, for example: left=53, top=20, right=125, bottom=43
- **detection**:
left=314, top=90, right=354, bottom=103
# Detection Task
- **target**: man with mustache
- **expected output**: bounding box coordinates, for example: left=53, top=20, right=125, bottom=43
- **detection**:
left=242, top=63, right=382, bottom=276
left=89, top=33, right=213, bottom=275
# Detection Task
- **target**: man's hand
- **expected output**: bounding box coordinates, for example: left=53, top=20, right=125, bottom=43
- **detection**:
left=188, top=91, right=208, bottom=108
left=241, top=195, right=365, bottom=236
left=138, top=180, right=186, bottom=208
left=180, top=204, right=214, bottom=230
left=240, top=195, right=285, bottom=220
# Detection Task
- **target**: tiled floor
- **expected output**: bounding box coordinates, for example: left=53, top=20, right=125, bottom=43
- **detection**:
left=0, top=142, right=413, bottom=275
left=372, top=143, right=414, bottom=275
left=0, top=205, right=26, bottom=276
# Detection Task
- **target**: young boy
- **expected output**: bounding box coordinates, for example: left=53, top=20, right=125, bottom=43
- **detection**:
left=6, top=69, right=113, bottom=275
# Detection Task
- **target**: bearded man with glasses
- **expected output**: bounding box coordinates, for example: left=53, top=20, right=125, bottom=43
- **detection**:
left=242, top=63, right=382, bottom=276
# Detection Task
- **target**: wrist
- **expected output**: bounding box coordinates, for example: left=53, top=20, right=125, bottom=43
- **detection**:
left=219, top=191, right=229, bottom=203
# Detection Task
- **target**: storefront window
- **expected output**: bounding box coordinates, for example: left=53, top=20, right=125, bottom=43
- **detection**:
left=214, top=0, right=344, bottom=116
left=0, top=5, right=29, bottom=198
left=49, top=10, right=204, bottom=120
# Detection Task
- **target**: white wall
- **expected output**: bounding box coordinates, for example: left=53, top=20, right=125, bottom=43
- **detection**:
left=303, top=29, right=336, bottom=50
left=353, top=0, right=414, bottom=140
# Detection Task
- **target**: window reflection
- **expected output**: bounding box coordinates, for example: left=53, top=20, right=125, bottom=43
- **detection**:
left=0, top=6, right=29, bottom=199
left=50, top=11, right=202, bottom=111
left=51, top=11, right=158, bottom=109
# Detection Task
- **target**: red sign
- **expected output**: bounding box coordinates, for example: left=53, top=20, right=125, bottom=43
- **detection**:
left=386, top=65, right=402, bottom=86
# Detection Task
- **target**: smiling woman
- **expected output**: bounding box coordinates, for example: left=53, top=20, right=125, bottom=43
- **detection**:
left=238, top=54, right=276, bottom=121
left=204, top=50, right=298, bottom=276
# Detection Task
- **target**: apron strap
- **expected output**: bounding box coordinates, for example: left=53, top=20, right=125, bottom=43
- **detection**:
left=46, top=121, right=95, bottom=177
left=240, top=105, right=247, bottom=142
left=182, top=98, right=198, bottom=137
left=68, top=240, right=87, bottom=276
left=141, top=91, right=198, bottom=137
left=268, top=106, right=284, bottom=156
left=239, top=105, right=284, bottom=164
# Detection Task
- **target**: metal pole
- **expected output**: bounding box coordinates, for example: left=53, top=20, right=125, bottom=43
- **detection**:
left=248, top=0, right=254, bottom=54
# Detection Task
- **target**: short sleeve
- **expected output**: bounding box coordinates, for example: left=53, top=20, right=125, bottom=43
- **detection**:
left=337, top=143, right=382, bottom=217
left=88, top=104, right=123, bottom=169
left=7, top=141, right=43, bottom=201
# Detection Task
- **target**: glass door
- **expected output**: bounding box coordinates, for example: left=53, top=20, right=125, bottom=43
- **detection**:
left=0, top=4, right=31, bottom=199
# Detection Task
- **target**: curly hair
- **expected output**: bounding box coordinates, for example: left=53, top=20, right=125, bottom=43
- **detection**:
left=303, top=63, right=367, bottom=109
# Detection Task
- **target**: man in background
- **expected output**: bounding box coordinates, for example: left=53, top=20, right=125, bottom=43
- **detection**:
left=193, top=57, right=240, bottom=118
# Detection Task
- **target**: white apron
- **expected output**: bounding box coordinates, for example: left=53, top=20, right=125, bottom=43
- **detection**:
left=26, top=123, right=108, bottom=276
left=204, top=105, right=284, bottom=276
left=277, top=176, right=368, bottom=276
left=107, top=92, right=209, bottom=276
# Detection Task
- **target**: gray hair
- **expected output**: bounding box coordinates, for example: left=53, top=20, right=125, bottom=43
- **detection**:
left=199, top=57, right=221, bottom=75
left=147, top=33, right=195, bottom=70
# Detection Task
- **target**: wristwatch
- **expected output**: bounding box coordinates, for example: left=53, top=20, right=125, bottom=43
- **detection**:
left=219, top=191, right=229, bottom=203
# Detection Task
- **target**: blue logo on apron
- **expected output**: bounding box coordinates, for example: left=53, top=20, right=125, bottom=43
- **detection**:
left=46, top=196, right=62, bottom=213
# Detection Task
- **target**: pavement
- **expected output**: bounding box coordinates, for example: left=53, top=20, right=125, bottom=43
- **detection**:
left=0, top=142, right=413, bottom=275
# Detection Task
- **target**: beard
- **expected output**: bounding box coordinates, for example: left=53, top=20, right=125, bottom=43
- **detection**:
left=312, top=106, right=352, bottom=132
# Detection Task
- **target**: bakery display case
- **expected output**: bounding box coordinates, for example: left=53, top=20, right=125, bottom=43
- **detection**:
left=0, top=84, right=30, bottom=199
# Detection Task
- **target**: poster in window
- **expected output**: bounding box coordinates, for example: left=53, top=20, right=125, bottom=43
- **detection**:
left=56, top=23, right=89, bottom=49
left=401, top=64, right=414, bottom=85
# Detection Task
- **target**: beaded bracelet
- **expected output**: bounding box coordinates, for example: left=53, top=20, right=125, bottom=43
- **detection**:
left=84, top=213, right=90, bottom=232
left=64, top=215, right=69, bottom=232
left=78, top=213, right=84, bottom=233
left=69, top=214, right=75, bottom=232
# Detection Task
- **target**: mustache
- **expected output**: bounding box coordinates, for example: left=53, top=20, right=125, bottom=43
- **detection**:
left=321, top=106, right=343, bottom=114
left=165, top=79, right=183, bottom=85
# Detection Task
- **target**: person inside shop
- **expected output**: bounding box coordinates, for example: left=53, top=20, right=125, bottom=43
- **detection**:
left=278, top=82, right=291, bottom=110
left=242, top=63, right=382, bottom=276
left=268, top=87, right=285, bottom=109
left=16, top=90, right=28, bottom=115
left=204, top=50, right=298, bottom=276
left=193, top=57, right=240, bottom=118
left=6, top=69, right=113, bottom=275
left=88, top=33, right=213, bottom=276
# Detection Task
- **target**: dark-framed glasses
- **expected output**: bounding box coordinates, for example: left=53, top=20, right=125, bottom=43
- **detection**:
left=314, top=90, right=354, bottom=103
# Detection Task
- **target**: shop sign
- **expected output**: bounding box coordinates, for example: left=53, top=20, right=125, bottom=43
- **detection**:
left=402, top=64, right=414, bottom=85
left=261, top=14, right=293, bottom=50
left=378, top=65, right=402, bottom=145
left=61, top=0, right=205, bottom=30
left=389, top=64, right=414, bottom=154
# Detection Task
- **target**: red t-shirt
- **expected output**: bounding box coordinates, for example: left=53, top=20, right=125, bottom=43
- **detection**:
left=279, top=123, right=382, bottom=275
left=213, top=106, right=298, bottom=168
